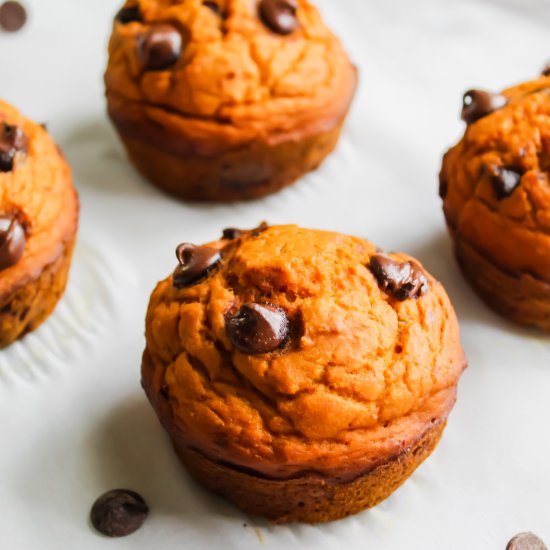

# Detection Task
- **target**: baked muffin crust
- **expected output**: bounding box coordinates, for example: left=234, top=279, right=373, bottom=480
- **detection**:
left=105, top=0, right=357, bottom=200
left=440, top=75, right=550, bottom=330
left=143, top=225, right=466, bottom=481
left=0, top=100, right=79, bottom=347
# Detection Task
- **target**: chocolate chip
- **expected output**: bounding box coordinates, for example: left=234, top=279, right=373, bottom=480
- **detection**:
left=90, top=489, right=149, bottom=538
left=226, top=303, right=289, bottom=354
left=369, top=254, right=428, bottom=301
left=506, top=532, right=548, bottom=550
left=461, top=89, right=508, bottom=124
left=0, top=1, right=27, bottom=32
left=258, top=0, right=298, bottom=35
left=487, top=165, right=522, bottom=200
left=222, top=222, right=268, bottom=240
left=0, top=215, right=25, bottom=270
left=116, top=4, right=141, bottom=24
left=0, top=122, right=26, bottom=172
left=138, top=24, right=182, bottom=71
left=172, top=243, right=221, bottom=289
left=542, top=62, right=550, bottom=77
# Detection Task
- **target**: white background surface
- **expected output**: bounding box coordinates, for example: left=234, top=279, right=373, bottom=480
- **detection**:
left=1, top=1, right=549, bottom=548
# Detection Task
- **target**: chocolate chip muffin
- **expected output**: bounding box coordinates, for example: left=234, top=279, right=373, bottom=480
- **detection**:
left=0, top=100, right=79, bottom=348
left=440, top=69, right=550, bottom=332
left=142, top=224, right=466, bottom=523
left=104, top=0, right=357, bottom=201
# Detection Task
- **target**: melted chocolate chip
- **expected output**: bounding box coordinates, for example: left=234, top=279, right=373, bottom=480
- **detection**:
left=138, top=24, right=182, bottom=71
left=0, top=1, right=27, bottom=32
left=487, top=165, right=522, bottom=200
left=90, top=489, right=149, bottom=538
left=258, top=0, right=298, bottom=35
left=0, top=215, right=25, bottom=270
left=226, top=303, right=289, bottom=354
left=0, top=123, right=27, bottom=172
left=461, top=89, right=508, bottom=124
left=369, top=254, right=428, bottom=301
left=222, top=222, right=268, bottom=240
left=506, top=532, right=547, bottom=550
left=172, top=243, right=221, bottom=289
left=116, top=4, right=141, bottom=24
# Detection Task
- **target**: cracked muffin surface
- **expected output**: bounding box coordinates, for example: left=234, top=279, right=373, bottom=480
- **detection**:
left=105, top=0, right=357, bottom=200
left=0, top=100, right=79, bottom=347
left=142, top=225, right=466, bottom=487
left=440, top=74, right=550, bottom=331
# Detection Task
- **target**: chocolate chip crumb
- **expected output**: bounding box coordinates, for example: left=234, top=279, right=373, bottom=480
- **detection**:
left=138, top=24, right=182, bottom=71
left=90, top=489, right=149, bottom=538
left=203, top=1, right=226, bottom=17
left=0, top=215, right=25, bottom=270
left=258, top=0, right=299, bottom=35
left=439, top=175, right=448, bottom=200
left=0, top=122, right=27, bottom=172
left=461, top=89, right=508, bottom=124
left=369, top=254, right=428, bottom=301
left=487, top=165, right=522, bottom=200
left=116, top=5, right=141, bottom=24
left=222, top=222, right=268, bottom=240
left=226, top=303, right=289, bottom=354
left=0, top=1, right=27, bottom=32
left=172, top=243, right=221, bottom=289
left=506, top=532, right=547, bottom=550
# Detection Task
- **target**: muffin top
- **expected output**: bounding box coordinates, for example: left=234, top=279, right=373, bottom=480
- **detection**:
left=0, top=100, right=78, bottom=295
left=143, top=225, right=465, bottom=479
left=105, top=0, right=357, bottom=152
left=440, top=74, right=550, bottom=282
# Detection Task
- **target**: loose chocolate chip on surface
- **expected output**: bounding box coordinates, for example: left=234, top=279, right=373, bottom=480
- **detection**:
left=258, top=0, right=299, bottom=35
left=222, top=221, right=268, bottom=240
left=116, top=4, right=141, bottom=24
left=138, top=24, right=182, bottom=71
left=226, top=303, right=289, bottom=354
left=0, top=123, right=26, bottom=172
left=542, top=61, right=550, bottom=77
left=0, top=1, right=27, bottom=32
left=369, top=254, right=428, bottom=301
left=90, top=489, right=149, bottom=538
left=506, top=532, right=548, bottom=550
left=172, top=243, right=221, bottom=289
left=487, top=165, right=522, bottom=200
left=0, top=215, right=25, bottom=270
left=461, top=89, right=508, bottom=124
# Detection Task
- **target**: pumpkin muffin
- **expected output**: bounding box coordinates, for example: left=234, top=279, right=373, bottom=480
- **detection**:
left=0, top=100, right=79, bottom=348
left=104, top=0, right=357, bottom=201
left=142, top=224, right=466, bottom=523
left=440, top=70, right=550, bottom=332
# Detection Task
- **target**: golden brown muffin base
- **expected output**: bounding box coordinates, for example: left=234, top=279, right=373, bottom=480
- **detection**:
left=451, top=230, right=550, bottom=333
left=172, top=420, right=445, bottom=524
left=114, top=118, right=346, bottom=202
left=0, top=235, right=76, bottom=349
